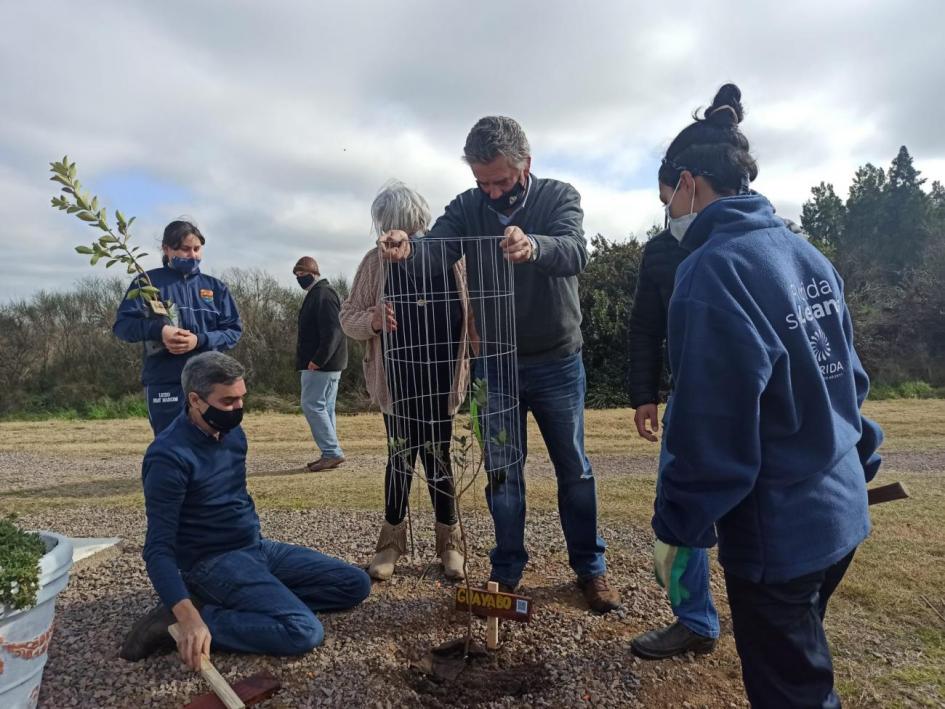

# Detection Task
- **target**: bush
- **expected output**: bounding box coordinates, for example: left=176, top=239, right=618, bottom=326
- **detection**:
left=579, top=235, right=644, bottom=407
left=868, top=380, right=937, bottom=400
left=0, top=516, right=46, bottom=611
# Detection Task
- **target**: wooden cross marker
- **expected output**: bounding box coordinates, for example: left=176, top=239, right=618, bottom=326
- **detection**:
left=455, top=582, right=533, bottom=650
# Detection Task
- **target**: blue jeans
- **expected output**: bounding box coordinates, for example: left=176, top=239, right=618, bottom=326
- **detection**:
left=478, top=352, right=606, bottom=586
left=300, top=370, right=343, bottom=459
left=182, top=539, right=371, bottom=655
left=145, top=383, right=185, bottom=436
left=658, top=397, right=720, bottom=638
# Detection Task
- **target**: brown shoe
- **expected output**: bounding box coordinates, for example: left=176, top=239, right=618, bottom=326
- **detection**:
left=307, top=456, right=345, bottom=472
left=119, top=603, right=176, bottom=661
left=577, top=574, right=621, bottom=614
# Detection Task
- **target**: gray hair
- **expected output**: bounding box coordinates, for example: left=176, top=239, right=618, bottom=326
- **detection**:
left=181, top=351, right=246, bottom=400
left=463, top=116, right=531, bottom=168
left=371, top=179, right=431, bottom=236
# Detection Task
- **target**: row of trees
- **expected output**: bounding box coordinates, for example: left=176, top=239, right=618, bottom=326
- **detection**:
left=1, top=146, right=941, bottom=417
left=800, top=146, right=944, bottom=386
left=0, top=271, right=366, bottom=417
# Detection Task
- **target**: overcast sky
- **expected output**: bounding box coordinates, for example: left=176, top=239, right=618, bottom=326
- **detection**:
left=2, top=0, right=944, bottom=301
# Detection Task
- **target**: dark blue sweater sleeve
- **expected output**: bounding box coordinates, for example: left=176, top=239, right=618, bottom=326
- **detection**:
left=844, top=305, right=884, bottom=482
left=199, top=284, right=242, bottom=351
left=652, top=298, right=772, bottom=548
left=142, top=451, right=191, bottom=609
left=113, top=279, right=166, bottom=343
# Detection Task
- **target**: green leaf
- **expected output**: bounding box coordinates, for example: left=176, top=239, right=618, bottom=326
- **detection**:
left=66, top=206, right=79, bottom=214
left=138, top=252, right=148, bottom=258
left=75, top=245, right=94, bottom=255
left=106, top=259, right=118, bottom=268
left=127, top=216, right=136, bottom=227
left=90, top=253, right=102, bottom=266
left=91, top=196, right=99, bottom=213
left=140, top=286, right=160, bottom=296
left=50, top=175, right=71, bottom=187
left=126, top=288, right=141, bottom=300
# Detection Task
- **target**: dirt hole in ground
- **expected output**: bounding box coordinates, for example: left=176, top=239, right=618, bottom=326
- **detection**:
left=408, top=656, right=551, bottom=707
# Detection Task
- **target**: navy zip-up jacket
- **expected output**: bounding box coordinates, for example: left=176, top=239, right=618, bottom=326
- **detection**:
left=142, top=411, right=260, bottom=608
left=113, top=266, right=242, bottom=385
left=652, top=193, right=883, bottom=584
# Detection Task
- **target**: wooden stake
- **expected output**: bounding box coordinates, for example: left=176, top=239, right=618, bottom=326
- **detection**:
left=168, top=623, right=246, bottom=709
left=486, top=581, right=499, bottom=649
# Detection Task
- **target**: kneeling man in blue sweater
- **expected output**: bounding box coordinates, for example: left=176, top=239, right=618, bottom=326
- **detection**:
left=120, top=351, right=371, bottom=669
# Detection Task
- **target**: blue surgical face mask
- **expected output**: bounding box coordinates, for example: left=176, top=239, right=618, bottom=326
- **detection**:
left=170, top=256, right=201, bottom=275
left=664, top=178, right=697, bottom=242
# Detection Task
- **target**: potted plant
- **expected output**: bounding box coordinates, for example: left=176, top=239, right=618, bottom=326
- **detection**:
left=0, top=517, right=74, bottom=709
left=49, top=156, right=179, bottom=355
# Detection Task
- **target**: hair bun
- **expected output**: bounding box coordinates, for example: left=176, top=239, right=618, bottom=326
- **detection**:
left=706, top=83, right=744, bottom=125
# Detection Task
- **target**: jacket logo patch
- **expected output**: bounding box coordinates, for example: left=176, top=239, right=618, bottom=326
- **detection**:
left=200, top=288, right=214, bottom=303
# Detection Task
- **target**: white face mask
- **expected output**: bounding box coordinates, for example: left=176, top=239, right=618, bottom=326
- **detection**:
left=665, top=177, right=697, bottom=242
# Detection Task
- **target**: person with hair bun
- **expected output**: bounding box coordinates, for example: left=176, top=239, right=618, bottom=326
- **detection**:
left=114, top=220, right=242, bottom=435
left=644, top=84, right=883, bottom=707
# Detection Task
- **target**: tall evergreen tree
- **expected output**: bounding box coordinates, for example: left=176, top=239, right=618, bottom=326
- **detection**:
left=801, top=182, right=846, bottom=258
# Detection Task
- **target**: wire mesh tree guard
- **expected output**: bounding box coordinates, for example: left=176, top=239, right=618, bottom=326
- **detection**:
left=380, top=235, right=525, bottom=582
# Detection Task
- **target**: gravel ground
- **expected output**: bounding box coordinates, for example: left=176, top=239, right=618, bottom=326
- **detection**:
left=16, top=506, right=743, bottom=709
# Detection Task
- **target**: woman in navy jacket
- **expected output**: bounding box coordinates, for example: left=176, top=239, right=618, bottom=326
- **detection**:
left=114, top=220, right=242, bottom=435
left=648, top=84, right=883, bottom=708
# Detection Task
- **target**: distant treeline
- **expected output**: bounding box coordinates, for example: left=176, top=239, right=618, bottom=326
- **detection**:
left=1, top=146, right=942, bottom=419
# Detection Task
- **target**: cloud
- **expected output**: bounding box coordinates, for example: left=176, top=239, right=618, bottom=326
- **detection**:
left=2, top=0, right=944, bottom=302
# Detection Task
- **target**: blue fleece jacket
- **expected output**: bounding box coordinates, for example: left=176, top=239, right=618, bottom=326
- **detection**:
left=142, top=411, right=260, bottom=608
left=652, top=193, right=883, bottom=584
left=113, top=265, right=242, bottom=386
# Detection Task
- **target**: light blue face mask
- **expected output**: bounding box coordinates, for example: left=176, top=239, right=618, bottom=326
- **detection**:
left=665, top=177, right=697, bottom=242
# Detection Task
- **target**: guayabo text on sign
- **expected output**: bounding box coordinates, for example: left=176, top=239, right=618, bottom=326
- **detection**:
left=454, top=586, right=532, bottom=623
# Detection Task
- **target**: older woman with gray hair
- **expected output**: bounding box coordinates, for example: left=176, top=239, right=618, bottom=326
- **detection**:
left=340, top=180, right=471, bottom=582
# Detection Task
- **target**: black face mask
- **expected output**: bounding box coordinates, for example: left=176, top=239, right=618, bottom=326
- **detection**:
left=296, top=274, right=316, bottom=290
left=199, top=401, right=244, bottom=433
left=482, top=177, right=526, bottom=212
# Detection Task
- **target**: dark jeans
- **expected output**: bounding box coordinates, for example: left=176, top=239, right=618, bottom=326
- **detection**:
left=478, top=352, right=606, bottom=586
left=145, top=383, right=184, bottom=435
left=182, top=539, right=371, bottom=655
left=383, top=410, right=457, bottom=525
left=724, top=549, right=857, bottom=708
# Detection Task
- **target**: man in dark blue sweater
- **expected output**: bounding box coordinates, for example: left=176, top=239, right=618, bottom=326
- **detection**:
left=119, top=352, right=370, bottom=669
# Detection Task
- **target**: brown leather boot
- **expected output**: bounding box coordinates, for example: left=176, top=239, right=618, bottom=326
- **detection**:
left=577, top=574, right=622, bottom=613
left=435, top=522, right=466, bottom=581
left=368, top=520, right=407, bottom=581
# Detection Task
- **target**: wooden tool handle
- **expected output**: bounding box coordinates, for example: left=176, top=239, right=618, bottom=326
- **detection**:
left=867, top=481, right=910, bottom=506
left=168, top=623, right=246, bottom=709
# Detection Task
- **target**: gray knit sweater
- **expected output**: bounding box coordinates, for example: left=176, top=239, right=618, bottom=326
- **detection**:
left=411, top=176, right=587, bottom=362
